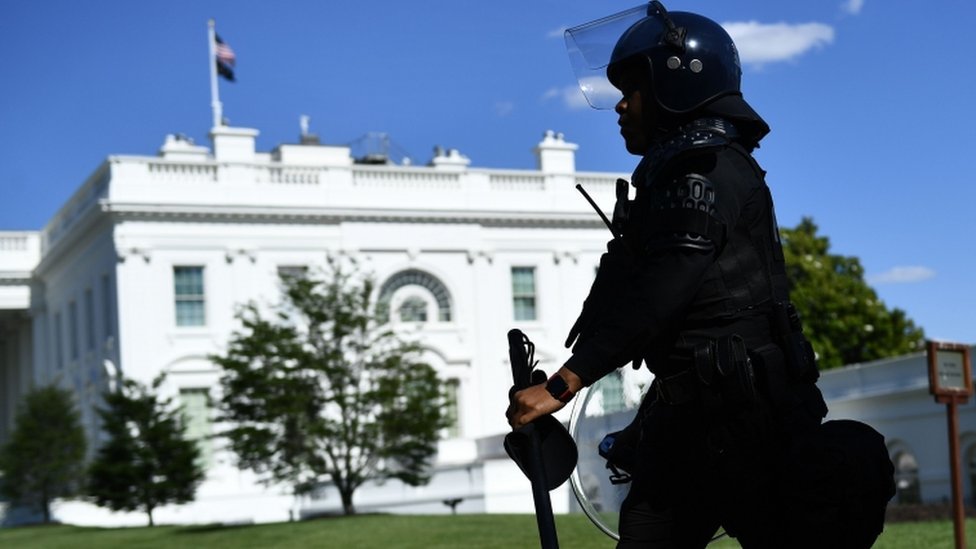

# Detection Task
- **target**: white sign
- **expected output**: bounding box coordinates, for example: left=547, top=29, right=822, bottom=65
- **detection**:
left=936, top=349, right=967, bottom=391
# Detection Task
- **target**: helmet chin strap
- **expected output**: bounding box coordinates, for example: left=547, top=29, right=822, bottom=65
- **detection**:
left=650, top=0, right=686, bottom=52
left=631, top=58, right=677, bottom=143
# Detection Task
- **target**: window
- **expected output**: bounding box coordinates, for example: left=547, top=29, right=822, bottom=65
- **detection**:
left=443, top=379, right=460, bottom=438
left=277, top=266, right=309, bottom=319
left=54, top=311, right=63, bottom=369
left=893, top=451, right=921, bottom=504
left=599, top=370, right=627, bottom=415
left=377, top=269, right=452, bottom=322
left=84, top=288, right=95, bottom=351
left=180, top=388, right=213, bottom=469
left=511, top=267, right=537, bottom=321
left=398, top=296, right=428, bottom=322
left=69, top=300, right=79, bottom=360
left=101, top=274, right=113, bottom=339
left=277, top=265, right=308, bottom=282
left=174, top=266, right=206, bottom=327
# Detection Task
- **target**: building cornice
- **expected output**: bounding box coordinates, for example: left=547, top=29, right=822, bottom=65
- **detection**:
left=33, top=204, right=109, bottom=276
left=100, top=202, right=607, bottom=229
left=0, top=271, right=32, bottom=284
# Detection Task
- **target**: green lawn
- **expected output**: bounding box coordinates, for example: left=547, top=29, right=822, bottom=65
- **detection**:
left=0, top=514, right=971, bottom=548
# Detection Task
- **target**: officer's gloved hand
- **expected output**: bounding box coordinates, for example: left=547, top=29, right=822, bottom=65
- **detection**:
left=565, top=237, right=636, bottom=349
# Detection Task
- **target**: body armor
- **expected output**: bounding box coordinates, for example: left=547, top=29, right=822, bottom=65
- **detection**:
left=559, top=3, right=890, bottom=546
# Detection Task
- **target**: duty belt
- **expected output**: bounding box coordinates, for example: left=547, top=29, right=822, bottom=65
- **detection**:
left=652, top=335, right=751, bottom=406
left=652, top=351, right=699, bottom=405
left=653, top=368, right=700, bottom=405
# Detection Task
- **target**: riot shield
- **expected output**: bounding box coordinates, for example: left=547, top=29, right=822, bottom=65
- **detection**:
left=568, top=367, right=653, bottom=540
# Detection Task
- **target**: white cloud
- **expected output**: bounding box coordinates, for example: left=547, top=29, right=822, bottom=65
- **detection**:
left=543, top=75, right=623, bottom=111
left=547, top=20, right=836, bottom=109
left=722, top=21, right=835, bottom=66
left=547, top=26, right=567, bottom=39
left=842, top=0, right=865, bottom=15
left=494, top=101, right=515, bottom=117
left=542, top=85, right=592, bottom=110
left=868, top=266, right=937, bottom=285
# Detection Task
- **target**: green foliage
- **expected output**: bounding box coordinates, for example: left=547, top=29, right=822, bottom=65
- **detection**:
left=87, top=374, right=204, bottom=526
left=211, top=256, right=449, bottom=514
left=0, top=385, right=86, bottom=523
left=781, top=217, right=926, bottom=369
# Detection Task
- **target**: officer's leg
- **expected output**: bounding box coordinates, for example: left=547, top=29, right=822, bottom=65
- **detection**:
left=716, top=431, right=787, bottom=548
left=617, top=483, right=720, bottom=549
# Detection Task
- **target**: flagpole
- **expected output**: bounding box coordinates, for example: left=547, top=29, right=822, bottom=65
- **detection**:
left=208, top=19, right=223, bottom=128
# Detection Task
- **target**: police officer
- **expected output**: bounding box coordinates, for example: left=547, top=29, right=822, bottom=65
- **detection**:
left=507, top=2, right=833, bottom=547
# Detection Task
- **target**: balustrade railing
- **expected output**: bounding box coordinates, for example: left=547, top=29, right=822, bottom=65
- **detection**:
left=0, top=235, right=29, bottom=251
left=352, top=167, right=461, bottom=190
left=40, top=157, right=625, bottom=253
left=147, top=162, right=217, bottom=182
left=489, top=173, right=545, bottom=191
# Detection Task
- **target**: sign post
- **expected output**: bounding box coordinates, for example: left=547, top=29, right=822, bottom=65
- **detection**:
left=927, top=341, right=973, bottom=549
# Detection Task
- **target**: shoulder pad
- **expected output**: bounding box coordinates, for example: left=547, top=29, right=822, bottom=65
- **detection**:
left=634, top=118, right=737, bottom=186
left=651, top=173, right=717, bottom=216
left=642, top=172, right=726, bottom=254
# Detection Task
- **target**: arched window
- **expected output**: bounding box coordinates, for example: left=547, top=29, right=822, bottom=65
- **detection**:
left=965, top=444, right=976, bottom=506
left=377, top=269, right=452, bottom=323
left=398, top=296, right=428, bottom=322
left=892, top=450, right=921, bottom=504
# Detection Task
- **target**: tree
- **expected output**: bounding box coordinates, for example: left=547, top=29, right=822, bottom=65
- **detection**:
left=87, top=374, right=204, bottom=526
left=781, top=217, right=926, bottom=369
left=0, top=385, right=87, bottom=523
left=212, top=257, right=448, bottom=515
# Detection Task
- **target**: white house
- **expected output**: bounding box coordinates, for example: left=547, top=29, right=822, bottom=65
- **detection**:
left=0, top=123, right=621, bottom=525
left=1, top=122, right=972, bottom=527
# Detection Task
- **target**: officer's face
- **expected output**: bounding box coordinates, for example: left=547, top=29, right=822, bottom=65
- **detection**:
left=614, top=69, right=652, bottom=155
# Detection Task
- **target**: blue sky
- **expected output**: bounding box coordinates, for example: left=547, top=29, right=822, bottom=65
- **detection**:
left=1, top=0, right=973, bottom=345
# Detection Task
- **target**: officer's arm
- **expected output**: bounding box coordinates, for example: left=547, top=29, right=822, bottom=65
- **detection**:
left=564, top=249, right=715, bottom=385
left=563, top=153, right=754, bottom=386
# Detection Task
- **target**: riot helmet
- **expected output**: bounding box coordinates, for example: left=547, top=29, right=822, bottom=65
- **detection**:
left=565, top=1, right=769, bottom=145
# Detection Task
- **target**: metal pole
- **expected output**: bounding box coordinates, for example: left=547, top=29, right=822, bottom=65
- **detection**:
left=947, top=398, right=966, bottom=549
left=207, top=19, right=222, bottom=128
left=506, top=330, right=560, bottom=549
left=526, top=424, right=559, bottom=549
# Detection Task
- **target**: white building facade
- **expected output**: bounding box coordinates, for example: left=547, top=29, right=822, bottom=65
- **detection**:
left=1, top=125, right=622, bottom=525
left=1, top=123, right=973, bottom=526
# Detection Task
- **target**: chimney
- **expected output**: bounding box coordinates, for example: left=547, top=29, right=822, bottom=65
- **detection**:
left=158, top=134, right=209, bottom=161
left=430, top=147, right=471, bottom=171
left=534, top=130, right=578, bottom=174
left=210, top=126, right=260, bottom=163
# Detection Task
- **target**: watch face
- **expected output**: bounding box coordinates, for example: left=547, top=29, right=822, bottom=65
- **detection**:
left=547, top=375, right=572, bottom=402
left=546, top=375, right=564, bottom=392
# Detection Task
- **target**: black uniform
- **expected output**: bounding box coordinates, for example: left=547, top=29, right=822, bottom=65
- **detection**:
left=563, top=118, right=827, bottom=548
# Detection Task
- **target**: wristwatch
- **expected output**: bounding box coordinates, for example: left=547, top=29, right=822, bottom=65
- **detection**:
left=545, top=373, right=575, bottom=403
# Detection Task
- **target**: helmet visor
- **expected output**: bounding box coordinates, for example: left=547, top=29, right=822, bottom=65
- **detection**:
left=565, top=3, right=665, bottom=110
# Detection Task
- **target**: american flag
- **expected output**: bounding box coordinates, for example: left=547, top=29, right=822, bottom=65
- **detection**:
left=215, top=34, right=236, bottom=82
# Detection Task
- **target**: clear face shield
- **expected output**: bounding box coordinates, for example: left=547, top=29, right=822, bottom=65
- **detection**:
left=564, top=3, right=667, bottom=110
